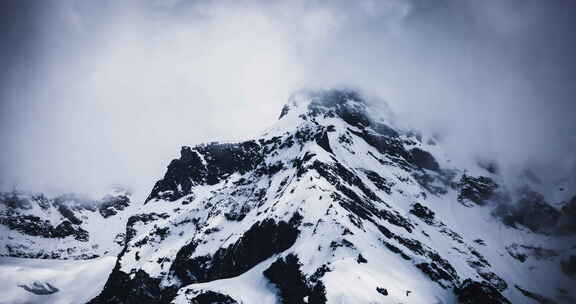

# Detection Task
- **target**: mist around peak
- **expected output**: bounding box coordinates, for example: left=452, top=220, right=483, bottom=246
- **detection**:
left=0, top=0, right=574, bottom=203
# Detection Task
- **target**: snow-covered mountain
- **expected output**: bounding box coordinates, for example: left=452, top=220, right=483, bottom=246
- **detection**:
left=2, top=89, right=575, bottom=303
left=80, top=89, right=575, bottom=304
left=0, top=187, right=138, bottom=259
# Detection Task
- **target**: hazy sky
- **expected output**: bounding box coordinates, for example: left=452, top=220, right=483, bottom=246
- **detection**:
left=1, top=0, right=575, bottom=200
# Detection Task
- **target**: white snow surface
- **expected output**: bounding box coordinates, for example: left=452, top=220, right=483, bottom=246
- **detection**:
left=0, top=256, right=116, bottom=304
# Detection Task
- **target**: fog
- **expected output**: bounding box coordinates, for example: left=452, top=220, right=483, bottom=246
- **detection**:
left=1, top=0, right=575, bottom=201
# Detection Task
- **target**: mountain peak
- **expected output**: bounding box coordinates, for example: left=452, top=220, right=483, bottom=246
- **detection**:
left=275, top=89, right=401, bottom=141
left=87, top=88, right=575, bottom=304
left=279, top=89, right=367, bottom=121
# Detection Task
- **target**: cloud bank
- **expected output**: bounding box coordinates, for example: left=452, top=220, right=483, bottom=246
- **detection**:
left=1, top=0, right=575, bottom=201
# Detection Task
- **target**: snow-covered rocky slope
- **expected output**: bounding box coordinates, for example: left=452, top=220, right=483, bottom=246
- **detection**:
left=79, top=90, right=574, bottom=303
left=0, top=188, right=138, bottom=259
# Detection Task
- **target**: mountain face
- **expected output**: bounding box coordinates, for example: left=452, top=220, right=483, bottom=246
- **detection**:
left=34, top=89, right=573, bottom=303
left=0, top=188, right=136, bottom=259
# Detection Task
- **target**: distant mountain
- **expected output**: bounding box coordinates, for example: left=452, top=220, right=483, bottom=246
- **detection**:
left=0, top=187, right=137, bottom=259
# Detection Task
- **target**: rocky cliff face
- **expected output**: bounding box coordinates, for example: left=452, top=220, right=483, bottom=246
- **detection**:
left=0, top=188, right=136, bottom=259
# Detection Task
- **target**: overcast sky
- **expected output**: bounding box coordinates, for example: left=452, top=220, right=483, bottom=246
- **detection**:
left=1, top=0, right=575, bottom=200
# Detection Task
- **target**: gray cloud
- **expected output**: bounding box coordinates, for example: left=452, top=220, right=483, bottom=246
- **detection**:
left=1, top=0, right=575, bottom=201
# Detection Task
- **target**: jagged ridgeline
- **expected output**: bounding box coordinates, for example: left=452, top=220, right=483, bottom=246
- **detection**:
left=89, top=89, right=576, bottom=304
left=0, top=188, right=135, bottom=259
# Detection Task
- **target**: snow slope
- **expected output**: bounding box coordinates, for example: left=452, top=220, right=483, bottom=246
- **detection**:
left=0, top=256, right=116, bottom=304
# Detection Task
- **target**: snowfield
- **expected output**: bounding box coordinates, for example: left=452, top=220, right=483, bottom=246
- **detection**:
left=0, top=256, right=116, bottom=304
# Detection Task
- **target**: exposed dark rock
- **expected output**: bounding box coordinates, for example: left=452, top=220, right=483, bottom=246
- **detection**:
left=309, top=264, right=331, bottom=283
left=4, top=244, right=98, bottom=260
left=308, top=281, right=328, bottom=304
left=89, top=267, right=167, bottom=304
left=302, top=89, right=401, bottom=144
left=412, top=172, right=448, bottom=196
left=395, top=236, right=427, bottom=256
left=315, top=130, right=333, bottom=154
left=18, top=281, right=59, bottom=295
left=315, top=160, right=414, bottom=234
left=474, top=239, right=486, bottom=246
left=506, top=244, right=557, bottom=263
left=279, top=104, right=291, bottom=119
left=376, top=287, right=388, bottom=296
left=439, top=227, right=464, bottom=244
left=363, top=170, right=393, bottom=194
left=126, top=213, right=170, bottom=242
left=357, top=254, right=368, bottom=263
left=224, top=203, right=252, bottom=221
left=416, top=262, right=455, bottom=288
left=1, top=189, right=134, bottom=259
left=556, top=196, right=576, bottom=235
left=187, top=291, right=238, bottom=304
left=170, top=214, right=301, bottom=286
left=114, top=233, right=126, bottom=247
left=0, top=214, right=54, bottom=238
left=494, top=191, right=560, bottom=233
left=56, top=204, right=83, bottom=225
left=53, top=221, right=89, bottom=242
left=264, top=254, right=327, bottom=304
left=147, top=142, right=263, bottom=202
left=468, top=249, right=490, bottom=268
left=382, top=241, right=412, bottom=260
left=329, top=238, right=354, bottom=251
left=304, top=89, right=370, bottom=129
left=454, top=279, right=511, bottom=304
left=410, top=203, right=436, bottom=225
left=457, top=175, right=498, bottom=206
left=99, top=194, right=131, bottom=218
left=0, top=213, right=88, bottom=242
left=372, top=122, right=399, bottom=138
left=391, top=234, right=459, bottom=284
left=255, top=161, right=285, bottom=178
left=477, top=271, right=507, bottom=292
left=349, top=128, right=412, bottom=166
left=410, top=148, right=440, bottom=171
left=314, top=161, right=385, bottom=207
left=264, top=254, right=309, bottom=304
